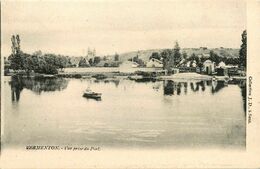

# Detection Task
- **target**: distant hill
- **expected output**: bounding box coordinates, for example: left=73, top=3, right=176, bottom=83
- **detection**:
left=117, top=47, right=239, bottom=62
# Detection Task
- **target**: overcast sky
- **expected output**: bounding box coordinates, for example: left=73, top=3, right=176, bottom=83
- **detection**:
left=1, top=0, right=246, bottom=56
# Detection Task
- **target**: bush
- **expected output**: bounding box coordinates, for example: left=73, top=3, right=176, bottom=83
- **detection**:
left=92, top=74, right=107, bottom=79
left=74, top=74, right=82, bottom=78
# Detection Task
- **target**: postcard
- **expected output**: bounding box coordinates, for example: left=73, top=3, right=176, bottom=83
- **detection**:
left=1, top=0, right=260, bottom=168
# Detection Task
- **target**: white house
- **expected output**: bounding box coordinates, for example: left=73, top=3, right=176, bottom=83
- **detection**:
left=146, top=58, right=163, bottom=68
left=132, top=62, right=139, bottom=68
left=202, top=53, right=210, bottom=58
left=203, top=60, right=216, bottom=74
left=186, top=61, right=191, bottom=67
left=218, top=61, right=226, bottom=68
left=192, top=61, right=197, bottom=67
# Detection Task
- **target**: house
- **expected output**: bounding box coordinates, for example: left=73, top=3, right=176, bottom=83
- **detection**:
left=216, top=61, right=228, bottom=76
left=202, top=53, right=210, bottom=58
left=218, top=61, right=226, bottom=68
left=191, top=61, right=197, bottom=67
left=225, top=65, right=239, bottom=76
left=172, top=68, right=179, bottom=74
left=186, top=61, right=191, bottom=67
left=203, top=60, right=216, bottom=75
left=146, top=58, right=163, bottom=68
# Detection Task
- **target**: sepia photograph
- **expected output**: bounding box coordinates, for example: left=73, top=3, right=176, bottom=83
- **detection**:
left=1, top=0, right=259, bottom=168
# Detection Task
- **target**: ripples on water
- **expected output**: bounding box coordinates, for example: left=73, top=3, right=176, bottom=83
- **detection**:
left=3, top=76, right=246, bottom=149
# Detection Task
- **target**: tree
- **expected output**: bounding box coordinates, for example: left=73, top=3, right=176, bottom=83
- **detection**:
left=78, top=57, right=89, bottom=67
left=182, top=51, right=188, bottom=60
left=89, top=58, right=93, bottom=66
left=209, top=50, right=221, bottom=64
left=9, top=34, right=24, bottom=71
left=189, top=53, right=199, bottom=63
left=130, top=55, right=145, bottom=67
left=239, top=30, right=247, bottom=68
left=149, top=52, right=161, bottom=60
left=93, top=56, right=101, bottom=65
left=161, top=49, right=173, bottom=73
left=114, top=53, right=119, bottom=61
left=173, top=42, right=181, bottom=66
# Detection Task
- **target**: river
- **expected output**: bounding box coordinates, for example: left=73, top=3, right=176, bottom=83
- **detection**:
left=2, top=76, right=246, bottom=149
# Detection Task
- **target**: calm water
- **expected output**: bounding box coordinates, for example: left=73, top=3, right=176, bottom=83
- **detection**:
left=2, top=76, right=246, bottom=149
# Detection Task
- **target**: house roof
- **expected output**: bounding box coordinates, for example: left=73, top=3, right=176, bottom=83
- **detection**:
left=150, top=58, right=163, bottom=64
left=204, top=59, right=212, bottom=64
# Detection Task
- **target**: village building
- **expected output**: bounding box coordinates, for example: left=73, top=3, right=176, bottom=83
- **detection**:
left=132, top=62, right=139, bottom=68
left=218, top=61, right=226, bottom=68
left=191, top=61, right=197, bottom=67
left=202, top=53, right=210, bottom=58
left=225, top=64, right=239, bottom=76
left=215, top=61, right=228, bottom=76
left=146, top=58, right=163, bottom=68
left=172, top=68, right=179, bottom=74
left=203, top=60, right=216, bottom=75
left=186, top=61, right=191, bottom=67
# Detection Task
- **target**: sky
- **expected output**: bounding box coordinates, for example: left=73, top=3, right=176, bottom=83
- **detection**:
left=1, top=0, right=246, bottom=57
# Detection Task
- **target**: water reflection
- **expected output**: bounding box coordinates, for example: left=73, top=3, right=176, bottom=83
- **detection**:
left=164, top=80, right=210, bottom=95
left=9, top=75, right=68, bottom=101
left=10, top=75, right=24, bottom=102
left=238, top=80, right=246, bottom=114
left=162, top=79, right=246, bottom=113
left=8, top=76, right=246, bottom=114
left=94, top=79, right=120, bottom=88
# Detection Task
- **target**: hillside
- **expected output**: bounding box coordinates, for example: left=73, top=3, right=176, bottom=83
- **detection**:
left=118, top=48, right=239, bottom=62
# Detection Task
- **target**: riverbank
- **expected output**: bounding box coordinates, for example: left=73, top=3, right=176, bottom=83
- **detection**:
left=5, top=69, right=246, bottom=81
left=156, top=72, right=212, bottom=80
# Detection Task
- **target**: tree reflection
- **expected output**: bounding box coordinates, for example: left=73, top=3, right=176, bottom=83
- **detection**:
left=163, top=80, right=174, bottom=95
left=9, top=75, right=68, bottom=101
left=163, top=80, right=229, bottom=96
left=22, top=77, right=68, bottom=94
left=183, top=82, right=188, bottom=94
left=211, top=81, right=226, bottom=94
left=239, top=80, right=246, bottom=114
left=10, top=75, right=23, bottom=102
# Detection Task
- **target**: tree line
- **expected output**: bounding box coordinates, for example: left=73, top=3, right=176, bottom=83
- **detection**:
left=7, top=35, right=121, bottom=74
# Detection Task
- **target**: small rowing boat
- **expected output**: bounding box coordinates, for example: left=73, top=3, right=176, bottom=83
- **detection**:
left=83, top=89, right=102, bottom=99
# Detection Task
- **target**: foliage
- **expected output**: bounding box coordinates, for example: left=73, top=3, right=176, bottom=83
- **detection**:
left=239, top=30, right=247, bottom=68
left=9, top=34, right=23, bottom=70
left=160, top=49, right=173, bottom=70
left=209, top=50, right=221, bottom=64
left=149, top=52, right=161, bottom=60
left=128, top=55, right=145, bottom=67
left=173, top=42, right=182, bottom=65
left=8, top=51, right=72, bottom=74
left=89, top=58, right=93, bottom=66
left=78, top=58, right=89, bottom=67
left=93, top=56, right=101, bottom=65
left=182, top=51, right=188, bottom=59
left=114, top=53, right=119, bottom=61
left=189, top=53, right=199, bottom=63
